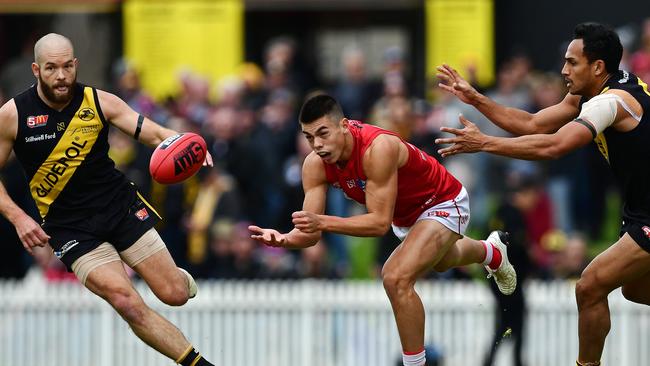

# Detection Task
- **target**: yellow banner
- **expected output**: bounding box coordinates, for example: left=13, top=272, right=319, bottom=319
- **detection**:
left=426, top=0, right=494, bottom=88
left=124, top=0, right=243, bottom=100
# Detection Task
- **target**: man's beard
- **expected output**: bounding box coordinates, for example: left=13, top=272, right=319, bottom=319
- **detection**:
left=38, top=74, right=75, bottom=105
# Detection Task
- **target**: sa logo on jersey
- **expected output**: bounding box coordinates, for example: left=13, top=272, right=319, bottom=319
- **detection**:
left=27, top=115, right=48, bottom=128
left=78, top=108, right=95, bottom=121
left=642, top=226, right=650, bottom=239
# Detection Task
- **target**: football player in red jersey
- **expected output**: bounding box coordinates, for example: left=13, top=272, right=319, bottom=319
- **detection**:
left=249, top=94, right=517, bottom=366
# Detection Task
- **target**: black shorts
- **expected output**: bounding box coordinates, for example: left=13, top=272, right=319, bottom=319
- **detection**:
left=621, top=218, right=650, bottom=254
left=43, top=186, right=161, bottom=270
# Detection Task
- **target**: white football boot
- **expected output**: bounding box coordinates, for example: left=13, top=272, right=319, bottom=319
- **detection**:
left=484, top=231, right=517, bottom=295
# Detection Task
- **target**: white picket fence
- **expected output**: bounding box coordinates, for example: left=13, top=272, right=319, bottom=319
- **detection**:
left=1, top=275, right=649, bottom=366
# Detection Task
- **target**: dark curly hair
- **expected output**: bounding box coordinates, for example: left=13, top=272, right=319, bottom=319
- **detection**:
left=573, top=22, right=623, bottom=74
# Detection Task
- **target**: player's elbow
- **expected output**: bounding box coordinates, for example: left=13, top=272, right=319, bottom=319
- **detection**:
left=539, top=145, right=563, bottom=160
left=372, top=220, right=392, bottom=236
left=549, top=140, right=577, bottom=159
left=539, top=136, right=571, bottom=160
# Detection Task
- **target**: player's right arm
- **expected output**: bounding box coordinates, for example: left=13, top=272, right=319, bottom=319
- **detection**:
left=0, top=100, right=50, bottom=254
left=437, top=64, right=581, bottom=135
left=248, top=152, right=326, bottom=249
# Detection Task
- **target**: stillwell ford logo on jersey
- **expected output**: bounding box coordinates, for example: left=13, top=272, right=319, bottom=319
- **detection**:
left=25, top=133, right=56, bottom=143
left=27, top=115, right=49, bottom=128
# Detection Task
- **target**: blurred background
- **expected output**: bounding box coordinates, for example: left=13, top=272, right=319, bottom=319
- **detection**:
left=1, top=1, right=650, bottom=365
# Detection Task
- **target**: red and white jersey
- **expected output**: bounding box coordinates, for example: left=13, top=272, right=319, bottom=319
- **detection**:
left=323, top=121, right=462, bottom=227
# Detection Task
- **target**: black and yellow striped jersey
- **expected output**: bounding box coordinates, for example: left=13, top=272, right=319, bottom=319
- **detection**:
left=13, top=83, right=131, bottom=224
left=580, top=70, right=650, bottom=223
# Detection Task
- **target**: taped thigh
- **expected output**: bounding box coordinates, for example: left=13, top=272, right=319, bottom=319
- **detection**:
left=71, top=243, right=121, bottom=286
left=119, top=228, right=166, bottom=268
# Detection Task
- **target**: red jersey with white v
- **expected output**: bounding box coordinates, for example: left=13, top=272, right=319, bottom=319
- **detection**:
left=323, top=121, right=462, bottom=227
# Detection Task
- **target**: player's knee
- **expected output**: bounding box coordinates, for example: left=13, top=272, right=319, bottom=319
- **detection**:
left=156, top=281, right=189, bottom=306
left=575, top=273, right=605, bottom=308
left=381, top=267, right=414, bottom=297
left=106, top=288, right=148, bottom=326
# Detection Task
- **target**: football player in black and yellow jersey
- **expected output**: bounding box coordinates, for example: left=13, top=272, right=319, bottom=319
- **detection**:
left=0, top=33, right=214, bottom=366
left=436, top=23, right=650, bottom=366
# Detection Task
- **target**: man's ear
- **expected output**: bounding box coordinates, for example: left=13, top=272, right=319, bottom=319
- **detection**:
left=31, top=62, right=39, bottom=79
left=340, top=117, right=349, bottom=133
left=593, top=60, right=606, bottom=76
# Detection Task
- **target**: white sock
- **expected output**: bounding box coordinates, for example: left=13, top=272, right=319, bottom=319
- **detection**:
left=481, top=240, right=493, bottom=266
left=402, top=349, right=426, bottom=366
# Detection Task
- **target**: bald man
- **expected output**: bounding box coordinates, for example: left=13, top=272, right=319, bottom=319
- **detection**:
left=0, top=33, right=215, bottom=366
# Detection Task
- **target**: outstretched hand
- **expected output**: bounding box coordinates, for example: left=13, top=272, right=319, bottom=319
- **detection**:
left=435, top=115, right=487, bottom=157
left=436, top=64, right=480, bottom=105
left=248, top=225, right=287, bottom=247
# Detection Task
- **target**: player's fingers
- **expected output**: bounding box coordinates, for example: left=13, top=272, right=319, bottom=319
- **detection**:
left=248, top=225, right=262, bottom=233
left=435, top=73, right=449, bottom=84
left=292, top=216, right=307, bottom=226
left=34, top=230, right=50, bottom=246
left=262, top=231, right=274, bottom=242
left=271, top=232, right=285, bottom=244
left=449, top=65, right=463, bottom=79
left=436, top=68, right=453, bottom=79
left=439, top=126, right=463, bottom=135
left=434, top=137, right=458, bottom=145
left=266, top=234, right=281, bottom=247
left=458, top=114, right=473, bottom=127
left=453, top=82, right=469, bottom=92
left=203, top=152, right=213, bottom=167
left=291, top=211, right=306, bottom=218
left=293, top=220, right=305, bottom=229
left=437, top=146, right=457, bottom=157
left=20, top=235, right=35, bottom=255
left=438, top=83, right=455, bottom=94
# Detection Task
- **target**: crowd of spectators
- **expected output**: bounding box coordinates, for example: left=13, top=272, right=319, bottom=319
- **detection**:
left=1, top=18, right=650, bottom=283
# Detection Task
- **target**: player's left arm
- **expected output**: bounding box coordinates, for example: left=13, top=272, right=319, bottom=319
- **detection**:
left=293, top=135, right=398, bottom=237
left=436, top=91, right=636, bottom=160
left=97, top=90, right=213, bottom=166
left=435, top=114, right=592, bottom=160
